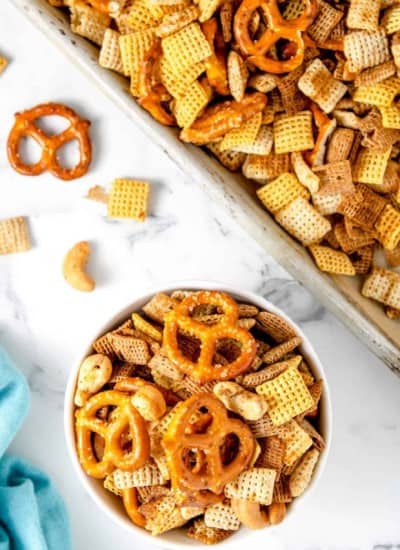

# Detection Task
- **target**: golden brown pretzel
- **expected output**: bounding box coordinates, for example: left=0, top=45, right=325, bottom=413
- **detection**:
left=75, top=390, right=150, bottom=478
left=163, top=291, right=257, bottom=383
left=202, top=19, right=229, bottom=96
left=122, top=488, right=146, bottom=527
left=7, top=103, right=91, bottom=180
left=163, top=393, right=255, bottom=495
left=138, top=41, right=175, bottom=127
left=234, top=0, right=318, bottom=73
left=180, top=92, right=267, bottom=145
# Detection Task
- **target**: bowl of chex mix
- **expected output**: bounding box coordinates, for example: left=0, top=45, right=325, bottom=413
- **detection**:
left=65, top=282, right=331, bottom=547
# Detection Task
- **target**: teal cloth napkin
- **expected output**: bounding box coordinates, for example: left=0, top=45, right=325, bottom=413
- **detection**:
left=0, top=346, right=71, bottom=550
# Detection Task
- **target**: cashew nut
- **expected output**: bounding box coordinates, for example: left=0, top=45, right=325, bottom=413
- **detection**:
left=213, top=382, right=268, bottom=420
left=231, top=499, right=269, bottom=529
left=131, top=385, right=167, bottom=421
left=62, top=241, right=95, bottom=292
left=268, top=502, right=286, bottom=525
left=74, top=353, right=113, bottom=406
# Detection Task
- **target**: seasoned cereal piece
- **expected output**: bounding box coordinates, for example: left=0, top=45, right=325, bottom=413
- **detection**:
left=256, top=365, right=314, bottom=426
left=224, top=468, right=276, bottom=505
left=309, top=245, right=356, bottom=275
left=242, top=356, right=301, bottom=388
left=242, top=152, right=291, bottom=183
left=275, top=197, right=331, bottom=247
left=298, top=59, right=347, bottom=113
left=289, top=448, right=320, bottom=497
left=344, top=29, right=390, bottom=73
left=107, top=179, right=150, bottom=221
left=99, top=29, right=124, bottom=73
left=0, top=216, right=31, bottom=255
left=187, top=519, right=234, bottom=544
left=257, top=173, right=310, bottom=214
left=142, top=293, right=178, bottom=324
left=274, top=111, right=314, bottom=154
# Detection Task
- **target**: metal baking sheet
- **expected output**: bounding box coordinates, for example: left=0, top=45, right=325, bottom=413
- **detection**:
left=11, top=0, right=400, bottom=374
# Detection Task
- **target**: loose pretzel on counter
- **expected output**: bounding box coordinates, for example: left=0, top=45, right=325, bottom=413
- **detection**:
left=234, top=0, right=318, bottom=73
left=7, top=103, right=91, bottom=180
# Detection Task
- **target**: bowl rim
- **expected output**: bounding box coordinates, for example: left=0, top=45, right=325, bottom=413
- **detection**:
left=64, top=280, right=332, bottom=549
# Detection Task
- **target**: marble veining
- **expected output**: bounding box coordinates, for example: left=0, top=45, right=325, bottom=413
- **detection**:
left=1, top=3, right=400, bottom=550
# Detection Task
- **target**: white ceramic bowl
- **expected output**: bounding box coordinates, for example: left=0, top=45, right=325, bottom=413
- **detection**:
left=64, top=281, right=332, bottom=549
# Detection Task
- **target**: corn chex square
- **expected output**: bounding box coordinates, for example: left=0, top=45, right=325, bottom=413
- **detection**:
left=289, top=448, right=320, bottom=497
left=362, top=267, right=400, bottom=309
left=347, top=0, right=380, bottom=31
left=353, top=77, right=400, bottom=107
left=162, top=23, right=212, bottom=73
left=255, top=365, right=315, bottom=425
left=380, top=105, right=400, bottom=129
left=280, top=420, right=313, bottom=466
left=232, top=125, right=273, bottom=155
left=344, top=29, right=390, bottom=73
left=159, top=57, right=205, bottom=98
left=113, top=463, right=166, bottom=488
left=204, top=504, right=240, bottom=531
left=274, top=111, right=314, bottom=154
left=308, top=0, right=343, bottom=42
left=207, top=142, right=246, bottom=171
left=275, top=197, right=331, bottom=247
left=70, top=4, right=111, bottom=45
left=108, top=179, right=150, bottom=221
left=257, top=173, right=310, bottom=214
left=224, top=468, right=276, bottom=505
left=309, top=245, right=356, bottom=275
left=353, top=147, right=391, bottom=185
left=174, top=80, right=209, bottom=128
left=0, top=217, right=31, bottom=255
left=242, top=152, right=290, bottom=183
left=99, top=29, right=124, bottom=74
left=220, top=113, right=262, bottom=152
left=382, top=5, right=400, bottom=34
left=298, top=59, right=347, bottom=114
left=375, top=204, right=400, bottom=250
left=126, top=0, right=163, bottom=30
left=119, top=29, right=156, bottom=92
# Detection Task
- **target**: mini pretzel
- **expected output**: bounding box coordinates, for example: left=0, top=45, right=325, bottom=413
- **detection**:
left=75, top=390, right=150, bottom=478
left=122, top=488, right=146, bottom=527
left=163, top=393, right=255, bottom=495
left=234, top=0, right=318, bottom=73
left=202, top=19, right=229, bottom=95
left=138, top=41, right=175, bottom=127
left=180, top=92, right=267, bottom=145
left=7, top=103, right=91, bottom=181
left=163, top=291, right=257, bottom=383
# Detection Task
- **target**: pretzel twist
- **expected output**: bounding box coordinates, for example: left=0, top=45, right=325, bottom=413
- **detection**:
left=7, top=103, right=91, bottom=180
left=202, top=19, right=230, bottom=96
left=138, top=41, right=175, bottom=126
left=75, top=390, right=150, bottom=479
left=234, top=0, right=318, bottom=73
left=180, top=92, right=267, bottom=144
left=163, top=291, right=257, bottom=383
left=163, top=393, right=255, bottom=495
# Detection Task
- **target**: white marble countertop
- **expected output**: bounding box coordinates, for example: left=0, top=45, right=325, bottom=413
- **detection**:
left=1, top=3, right=400, bottom=550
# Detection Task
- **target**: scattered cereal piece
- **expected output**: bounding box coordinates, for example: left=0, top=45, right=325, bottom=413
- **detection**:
left=0, top=216, right=31, bottom=255
left=107, top=179, right=150, bottom=221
